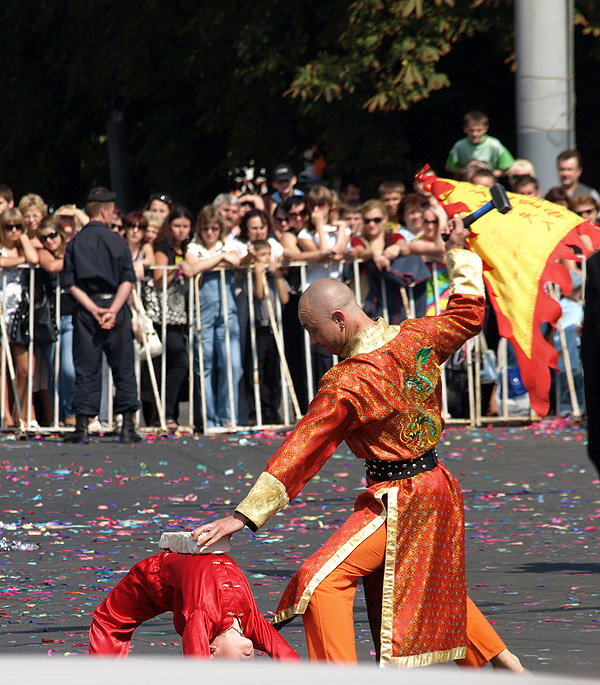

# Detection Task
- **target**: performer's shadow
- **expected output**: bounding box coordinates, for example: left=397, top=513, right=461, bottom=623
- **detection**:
left=509, top=561, right=600, bottom=575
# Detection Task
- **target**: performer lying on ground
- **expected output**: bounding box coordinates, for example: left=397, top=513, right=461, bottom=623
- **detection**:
left=192, top=216, right=524, bottom=671
left=89, top=550, right=300, bottom=661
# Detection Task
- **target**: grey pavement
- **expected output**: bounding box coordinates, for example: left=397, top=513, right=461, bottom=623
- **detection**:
left=0, top=420, right=598, bottom=678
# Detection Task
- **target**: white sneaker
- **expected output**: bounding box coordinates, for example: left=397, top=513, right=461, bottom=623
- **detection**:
left=87, top=418, right=103, bottom=433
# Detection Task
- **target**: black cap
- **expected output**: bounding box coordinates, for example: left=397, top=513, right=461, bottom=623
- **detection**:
left=272, top=164, right=294, bottom=182
left=87, top=186, right=117, bottom=203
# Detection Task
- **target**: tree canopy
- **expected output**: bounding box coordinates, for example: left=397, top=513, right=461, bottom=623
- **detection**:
left=0, top=0, right=596, bottom=210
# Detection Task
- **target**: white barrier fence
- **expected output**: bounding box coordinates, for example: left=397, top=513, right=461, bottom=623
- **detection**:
left=0, top=262, right=582, bottom=434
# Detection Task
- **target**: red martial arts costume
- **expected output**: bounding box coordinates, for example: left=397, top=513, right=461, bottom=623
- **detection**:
left=235, top=250, right=505, bottom=667
left=89, top=552, right=299, bottom=660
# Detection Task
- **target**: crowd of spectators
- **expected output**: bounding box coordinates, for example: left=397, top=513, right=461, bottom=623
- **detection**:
left=0, top=110, right=594, bottom=432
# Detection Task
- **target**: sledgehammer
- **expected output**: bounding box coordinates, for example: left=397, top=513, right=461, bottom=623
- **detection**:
left=442, top=183, right=512, bottom=241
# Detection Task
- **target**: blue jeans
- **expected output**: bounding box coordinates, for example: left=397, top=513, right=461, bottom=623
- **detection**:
left=193, top=273, right=242, bottom=427
left=59, top=314, right=75, bottom=419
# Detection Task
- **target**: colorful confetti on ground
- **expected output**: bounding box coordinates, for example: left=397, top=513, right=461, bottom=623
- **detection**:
left=0, top=420, right=598, bottom=676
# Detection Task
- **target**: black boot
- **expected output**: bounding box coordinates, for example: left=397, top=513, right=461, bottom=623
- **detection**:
left=64, top=414, right=90, bottom=443
left=120, top=412, right=142, bottom=443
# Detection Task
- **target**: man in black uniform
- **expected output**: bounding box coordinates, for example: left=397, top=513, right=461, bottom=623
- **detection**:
left=62, top=186, right=141, bottom=443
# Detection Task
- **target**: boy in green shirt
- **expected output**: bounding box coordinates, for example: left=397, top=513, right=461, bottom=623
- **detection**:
left=446, top=110, right=514, bottom=180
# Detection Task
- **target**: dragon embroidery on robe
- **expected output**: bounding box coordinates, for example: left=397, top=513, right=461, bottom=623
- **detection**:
left=401, top=346, right=442, bottom=449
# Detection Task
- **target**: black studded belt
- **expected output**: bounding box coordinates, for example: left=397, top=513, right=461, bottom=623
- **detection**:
left=365, top=447, right=438, bottom=482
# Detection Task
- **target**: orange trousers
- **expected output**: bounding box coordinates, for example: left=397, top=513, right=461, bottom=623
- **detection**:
left=302, top=524, right=505, bottom=667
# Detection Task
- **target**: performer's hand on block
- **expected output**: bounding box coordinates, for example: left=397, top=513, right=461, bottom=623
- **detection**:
left=192, top=511, right=250, bottom=549
left=443, top=214, right=470, bottom=251
left=160, top=532, right=231, bottom=555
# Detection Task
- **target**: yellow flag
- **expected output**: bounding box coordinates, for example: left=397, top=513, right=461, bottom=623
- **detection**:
left=417, top=169, right=600, bottom=416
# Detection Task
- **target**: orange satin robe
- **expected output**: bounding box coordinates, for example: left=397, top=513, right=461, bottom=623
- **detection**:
left=237, top=252, right=486, bottom=667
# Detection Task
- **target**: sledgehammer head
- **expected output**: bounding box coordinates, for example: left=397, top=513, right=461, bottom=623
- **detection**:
left=490, top=183, right=511, bottom=215
left=461, top=182, right=512, bottom=228
left=442, top=182, right=512, bottom=240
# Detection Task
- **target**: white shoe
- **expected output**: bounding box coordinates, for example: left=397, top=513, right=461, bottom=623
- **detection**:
left=28, top=420, right=40, bottom=430
left=87, top=418, right=102, bottom=433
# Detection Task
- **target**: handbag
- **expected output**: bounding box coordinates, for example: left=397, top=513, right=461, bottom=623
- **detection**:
left=7, top=289, right=57, bottom=346
left=143, top=274, right=187, bottom=326
left=479, top=335, right=499, bottom=385
left=33, top=291, right=58, bottom=345
left=368, top=253, right=432, bottom=288
left=8, top=296, right=30, bottom=346
left=131, top=292, right=163, bottom=358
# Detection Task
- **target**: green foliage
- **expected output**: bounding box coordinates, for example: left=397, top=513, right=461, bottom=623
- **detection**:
left=1, top=0, right=590, bottom=208
left=287, top=0, right=500, bottom=113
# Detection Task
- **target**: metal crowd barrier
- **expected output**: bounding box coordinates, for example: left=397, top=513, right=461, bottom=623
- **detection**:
left=0, top=262, right=583, bottom=435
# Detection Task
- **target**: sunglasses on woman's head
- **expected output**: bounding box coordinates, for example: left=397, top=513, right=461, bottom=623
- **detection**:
left=150, top=193, right=172, bottom=205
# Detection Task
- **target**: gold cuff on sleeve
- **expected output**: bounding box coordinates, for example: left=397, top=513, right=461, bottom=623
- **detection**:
left=446, top=249, right=485, bottom=298
left=235, top=471, right=289, bottom=531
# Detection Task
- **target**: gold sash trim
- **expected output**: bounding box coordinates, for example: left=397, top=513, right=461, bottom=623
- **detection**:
left=381, top=645, right=466, bottom=668
left=378, top=486, right=399, bottom=664
left=274, top=492, right=389, bottom=623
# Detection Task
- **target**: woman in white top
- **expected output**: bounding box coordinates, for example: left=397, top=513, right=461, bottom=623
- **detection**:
left=296, top=185, right=349, bottom=290
left=295, top=186, right=350, bottom=385
left=184, top=206, right=242, bottom=428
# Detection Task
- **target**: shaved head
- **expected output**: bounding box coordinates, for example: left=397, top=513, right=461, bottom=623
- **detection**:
left=299, top=279, right=360, bottom=318
left=298, top=279, right=373, bottom=356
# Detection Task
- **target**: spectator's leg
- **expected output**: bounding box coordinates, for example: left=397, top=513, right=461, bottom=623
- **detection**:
left=11, top=343, right=36, bottom=425
left=214, top=310, right=242, bottom=426
left=261, top=328, right=282, bottom=423
left=59, top=314, right=75, bottom=422
left=164, top=324, right=188, bottom=422
left=41, top=342, right=56, bottom=421
left=282, top=294, right=309, bottom=412
left=72, top=308, right=104, bottom=416
left=103, top=306, right=139, bottom=415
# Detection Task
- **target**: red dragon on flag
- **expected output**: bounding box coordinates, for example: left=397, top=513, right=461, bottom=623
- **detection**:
left=416, top=167, right=600, bottom=417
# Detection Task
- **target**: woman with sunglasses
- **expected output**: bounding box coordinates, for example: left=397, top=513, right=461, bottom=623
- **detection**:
left=421, top=206, right=451, bottom=316
left=353, top=200, right=433, bottom=324
left=184, top=205, right=242, bottom=429
left=143, top=207, right=192, bottom=431
left=37, top=217, right=73, bottom=426
left=272, top=203, right=291, bottom=243
left=352, top=200, right=409, bottom=318
left=352, top=200, right=409, bottom=267
left=124, top=211, right=154, bottom=282
left=0, top=208, right=39, bottom=427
